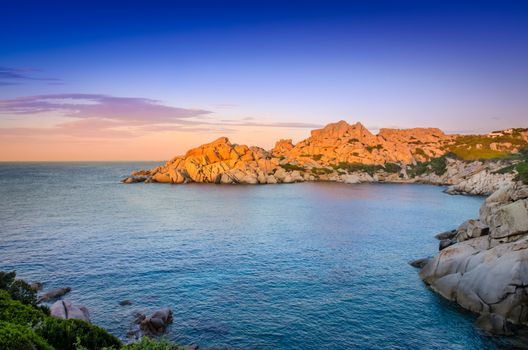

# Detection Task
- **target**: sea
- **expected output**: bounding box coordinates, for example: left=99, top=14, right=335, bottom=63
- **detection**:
left=0, top=162, right=524, bottom=349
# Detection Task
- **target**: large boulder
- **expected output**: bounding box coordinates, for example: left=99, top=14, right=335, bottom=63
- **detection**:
left=139, top=308, right=173, bottom=336
left=455, top=219, right=489, bottom=242
left=50, top=300, right=90, bottom=323
left=420, top=235, right=528, bottom=325
left=487, top=199, right=528, bottom=242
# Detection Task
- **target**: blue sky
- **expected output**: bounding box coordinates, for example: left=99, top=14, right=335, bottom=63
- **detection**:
left=0, top=0, right=527, bottom=160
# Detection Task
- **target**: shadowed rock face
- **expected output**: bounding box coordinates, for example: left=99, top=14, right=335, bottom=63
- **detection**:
left=419, top=181, right=528, bottom=331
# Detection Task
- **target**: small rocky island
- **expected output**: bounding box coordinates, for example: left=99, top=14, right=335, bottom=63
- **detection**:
left=124, top=120, right=528, bottom=336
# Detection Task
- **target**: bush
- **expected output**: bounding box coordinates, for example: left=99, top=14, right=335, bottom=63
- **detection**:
left=449, top=147, right=508, bottom=161
left=429, top=156, right=447, bottom=176
left=333, top=162, right=383, bottom=175
left=311, top=154, right=323, bottom=161
left=0, top=279, right=122, bottom=350
left=0, top=271, right=184, bottom=350
left=383, top=163, right=401, bottom=173
left=414, top=148, right=427, bottom=158
left=406, top=155, right=448, bottom=177
left=0, top=271, right=37, bottom=305
left=492, top=164, right=515, bottom=174
left=124, top=337, right=179, bottom=350
left=310, top=167, right=333, bottom=175
left=407, top=162, right=428, bottom=177
left=37, top=317, right=121, bottom=350
left=365, top=144, right=383, bottom=153
left=280, top=163, right=305, bottom=172
left=0, top=321, right=53, bottom=350
left=515, top=162, right=528, bottom=184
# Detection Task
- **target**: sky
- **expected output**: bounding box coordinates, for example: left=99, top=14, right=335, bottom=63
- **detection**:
left=0, top=0, right=527, bottom=161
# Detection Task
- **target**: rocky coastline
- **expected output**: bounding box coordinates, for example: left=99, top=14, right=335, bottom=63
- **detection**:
left=122, top=120, right=528, bottom=336
left=122, top=121, right=527, bottom=197
left=415, top=180, right=528, bottom=335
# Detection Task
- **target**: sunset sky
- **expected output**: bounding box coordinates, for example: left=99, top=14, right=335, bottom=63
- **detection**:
left=1, top=0, right=527, bottom=161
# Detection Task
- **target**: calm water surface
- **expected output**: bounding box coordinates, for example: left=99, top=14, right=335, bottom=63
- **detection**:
left=0, top=163, right=520, bottom=349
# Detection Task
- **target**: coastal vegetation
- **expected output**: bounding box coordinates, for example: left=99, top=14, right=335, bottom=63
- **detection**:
left=332, top=162, right=384, bottom=175
left=279, top=163, right=305, bottom=172
left=0, top=271, right=181, bottom=350
left=406, top=154, right=449, bottom=177
left=447, top=130, right=528, bottom=160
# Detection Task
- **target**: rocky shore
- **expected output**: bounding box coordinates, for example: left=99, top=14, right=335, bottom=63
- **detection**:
left=123, top=121, right=527, bottom=196
left=415, top=180, right=528, bottom=335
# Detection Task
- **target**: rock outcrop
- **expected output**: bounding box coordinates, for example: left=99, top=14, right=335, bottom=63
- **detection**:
left=50, top=300, right=91, bottom=322
left=284, top=121, right=450, bottom=165
left=123, top=121, right=526, bottom=193
left=418, top=181, right=528, bottom=332
left=138, top=308, right=173, bottom=336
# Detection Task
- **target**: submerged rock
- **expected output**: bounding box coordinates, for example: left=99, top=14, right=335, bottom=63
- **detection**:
left=119, top=299, right=133, bottom=306
left=37, top=287, right=71, bottom=303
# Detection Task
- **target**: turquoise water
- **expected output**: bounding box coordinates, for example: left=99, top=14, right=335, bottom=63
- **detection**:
left=0, top=163, right=520, bottom=349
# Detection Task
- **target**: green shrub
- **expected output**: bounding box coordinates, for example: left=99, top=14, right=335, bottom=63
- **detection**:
left=407, top=155, right=448, bottom=177
left=310, top=167, right=333, bottom=175
left=0, top=284, right=121, bottom=350
left=492, top=164, right=515, bottom=174
left=0, top=271, right=15, bottom=289
left=414, top=148, right=427, bottom=158
left=280, top=163, right=305, bottom=172
left=0, top=271, right=37, bottom=305
left=124, top=337, right=179, bottom=350
left=429, top=156, right=447, bottom=176
left=37, top=317, right=121, bottom=350
left=365, top=144, right=383, bottom=153
left=407, top=162, right=428, bottom=177
left=0, top=321, right=53, bottom=350
left=311, top=154, right=323, bottom=161
left=449, top=147, right=508, bottom=161
left=515, top=162, right=528, bottom=184
left=383, top=163, right=401, bottom=174
left=348, top=138, right=359, bottom=143
left=333, top=162, right=383, bottom=175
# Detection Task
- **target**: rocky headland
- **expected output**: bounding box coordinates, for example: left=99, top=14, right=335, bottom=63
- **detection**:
left=123, top=121, right=527, bottom=195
